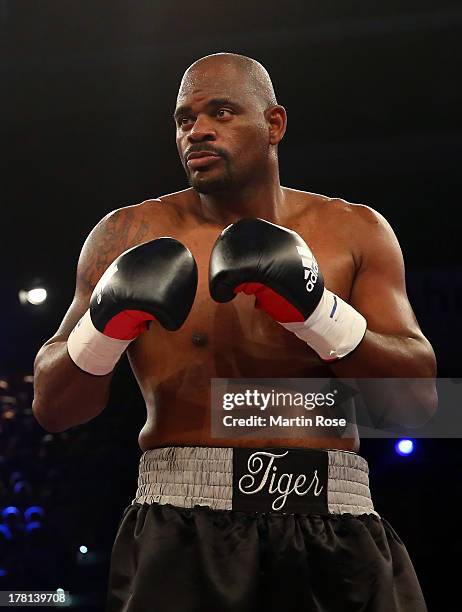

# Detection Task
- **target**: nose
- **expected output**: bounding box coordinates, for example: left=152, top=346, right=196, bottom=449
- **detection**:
left=187, top=113, right=216, bottom=143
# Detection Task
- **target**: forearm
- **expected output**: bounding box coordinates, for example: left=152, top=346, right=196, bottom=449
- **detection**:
left=329, top=331, right=438, bottom=427
left=32, top=341, right=113, bottom=433
left=330, top=330, right=436, bottom=378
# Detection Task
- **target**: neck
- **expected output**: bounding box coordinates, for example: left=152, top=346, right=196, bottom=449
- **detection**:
left=195, top=167, right=285, bottom=226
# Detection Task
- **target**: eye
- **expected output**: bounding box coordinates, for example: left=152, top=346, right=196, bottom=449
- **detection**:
left=217, top=108, right=233, bottom=118
left=178, top=116, right=193, bottom=126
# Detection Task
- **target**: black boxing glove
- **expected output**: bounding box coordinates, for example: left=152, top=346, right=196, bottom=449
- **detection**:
left=68, top=238, right=197, bottom=375
left=209, top=218, right=366, bottom=361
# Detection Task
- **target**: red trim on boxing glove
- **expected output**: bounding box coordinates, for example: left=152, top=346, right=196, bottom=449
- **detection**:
left=102, top=309, right=156, bottom=340
left=234, top=283, right=305, bottom=323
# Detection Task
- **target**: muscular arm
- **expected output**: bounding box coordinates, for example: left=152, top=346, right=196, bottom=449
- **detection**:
left=329, top=204, right=437, bottom=424
left=32, top=203, right=151, bottom=433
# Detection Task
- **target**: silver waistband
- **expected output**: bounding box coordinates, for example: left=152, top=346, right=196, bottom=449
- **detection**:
left=132, top=446, right=379, bottom=517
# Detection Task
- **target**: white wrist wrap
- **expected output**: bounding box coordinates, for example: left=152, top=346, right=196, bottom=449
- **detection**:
left=67, top=309, right=131, bottom=376
left=280, top=289, right=367, bottom=361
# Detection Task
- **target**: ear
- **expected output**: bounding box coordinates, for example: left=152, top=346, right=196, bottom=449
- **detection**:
left=265, top=105, right=287, bottom=145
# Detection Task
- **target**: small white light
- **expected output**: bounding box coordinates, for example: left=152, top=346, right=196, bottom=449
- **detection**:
left=395, top=439, right=414, bottom=456
left=56, top=588, right=64, bottom=593
left=79, top=545, right=88, bottom=554
left=26, top=288, right=47, bottom=305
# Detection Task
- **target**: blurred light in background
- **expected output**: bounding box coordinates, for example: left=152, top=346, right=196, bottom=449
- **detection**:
left=395, top=439, right=415, bottom=456
left=79, top=545, right=88, bottom=554
left=19, top=287, right=47, bottom=305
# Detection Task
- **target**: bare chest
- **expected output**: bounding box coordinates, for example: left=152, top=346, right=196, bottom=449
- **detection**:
left=129, top=216, right=356, bottom=382
left=192, top=221, right=353, bottom=347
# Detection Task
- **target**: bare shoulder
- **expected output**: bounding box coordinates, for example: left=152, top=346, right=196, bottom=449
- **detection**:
left=76, top=190, right=197, bottom=292
left=329, top=198, right=399, bottom=245
left=332, top=198, right=390, bottom=228
left=76, top=198, right=173, bottom=292
left=285, top=189, right=401, bottom=270
left=326, top=194, right=396, bottom=230
left=285, top=187, right=356, bottom=221
left=47, top=195, right=189, bottom=342
left=329, top=196, right=400, bottom=246
left=289, top=189, right=391, bottom=232
left=327, top=198, right=404, bottom=275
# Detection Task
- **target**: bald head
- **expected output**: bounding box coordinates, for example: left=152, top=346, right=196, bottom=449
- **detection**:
left=178, top=53, right=277, bottom=112
left=175, top=53, right=286, bottom=196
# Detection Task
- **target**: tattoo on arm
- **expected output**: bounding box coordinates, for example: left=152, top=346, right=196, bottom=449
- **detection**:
left=78, top=207, right=150, bottom=293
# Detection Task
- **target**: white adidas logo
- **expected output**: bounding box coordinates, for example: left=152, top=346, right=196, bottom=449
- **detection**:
left=296, top=245, right=319, bottom=292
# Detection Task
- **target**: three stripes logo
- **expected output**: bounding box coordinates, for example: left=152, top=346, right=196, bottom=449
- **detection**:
left=296, top=245, right=319, bottom=293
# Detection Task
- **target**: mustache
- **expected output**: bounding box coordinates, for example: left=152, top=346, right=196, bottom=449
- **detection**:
left=185, top=146, right=227, bottom=161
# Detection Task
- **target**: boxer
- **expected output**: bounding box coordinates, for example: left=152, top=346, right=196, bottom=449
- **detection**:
left=33, top=53, right=436, bottom=611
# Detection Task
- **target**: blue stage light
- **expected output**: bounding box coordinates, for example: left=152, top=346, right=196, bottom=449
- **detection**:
left=395, top=439, right=414, bottom=456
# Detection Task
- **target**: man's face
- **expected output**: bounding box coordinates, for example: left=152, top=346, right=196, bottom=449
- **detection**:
left=174, top=63, right=269, bottom=194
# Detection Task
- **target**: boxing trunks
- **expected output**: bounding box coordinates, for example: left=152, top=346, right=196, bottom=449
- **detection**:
left=105, top=446, right=427, bottom=612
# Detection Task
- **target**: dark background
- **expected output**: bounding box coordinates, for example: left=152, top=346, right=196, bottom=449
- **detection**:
left=1, top=1, right=461, bottom=609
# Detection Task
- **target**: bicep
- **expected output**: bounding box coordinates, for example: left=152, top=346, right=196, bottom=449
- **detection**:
left=349, top=206, right=423, bottom=339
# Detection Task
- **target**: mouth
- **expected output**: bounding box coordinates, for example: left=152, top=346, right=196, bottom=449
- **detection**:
left=186, top=154, right=222, bottom=170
